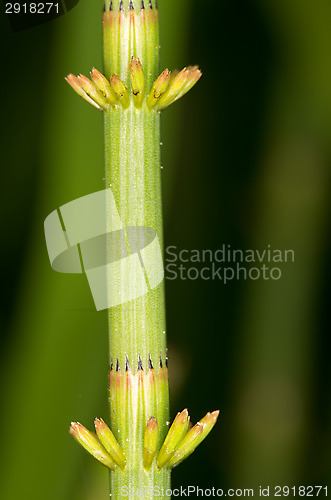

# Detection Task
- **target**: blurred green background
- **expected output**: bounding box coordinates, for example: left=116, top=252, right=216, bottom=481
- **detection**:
left=0, top=0, right=330, bottom=499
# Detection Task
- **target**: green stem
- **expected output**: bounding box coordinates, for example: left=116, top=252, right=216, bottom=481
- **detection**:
left=103, top=1, right=170, bottom=497
left=104, top=104, right=166, bottom=368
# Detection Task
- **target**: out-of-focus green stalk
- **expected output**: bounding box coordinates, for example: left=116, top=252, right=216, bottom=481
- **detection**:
left=230, top=0, right=331, bottom=487
left=0, top=3, right=107, bottom=500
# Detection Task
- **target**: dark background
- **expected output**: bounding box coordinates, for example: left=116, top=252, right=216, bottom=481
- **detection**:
left=0, top=0, right=330, bottom=498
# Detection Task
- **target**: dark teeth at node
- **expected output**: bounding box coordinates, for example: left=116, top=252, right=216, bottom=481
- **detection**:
left=148, top=354, right=154, bottom=370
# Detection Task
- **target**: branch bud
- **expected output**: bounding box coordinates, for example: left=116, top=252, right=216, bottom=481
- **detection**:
left=130, top=57, right=145, bottom=108
left=167, top=410, right=219, bottom=468
left=110, top=74, right=130, bottom=109
left=143, top=417, right=159, bottom=470
left=94, top=418, right=126, bottom=469
left=90, top=68, right=118, bottom=106
left=157, top=409, right=189, bottom=469
left=77, top=74, right=110, bottom=110
left=69, top=422, right=116, bottom=470
left=65, top=74, right=103, bottom=111
left=157, top=66, right=202, bottom=110
left=147, top=69, right=171, bottom=109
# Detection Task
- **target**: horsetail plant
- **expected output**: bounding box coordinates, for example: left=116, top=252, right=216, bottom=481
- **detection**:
left=67, top=1, right=219, bottom=497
